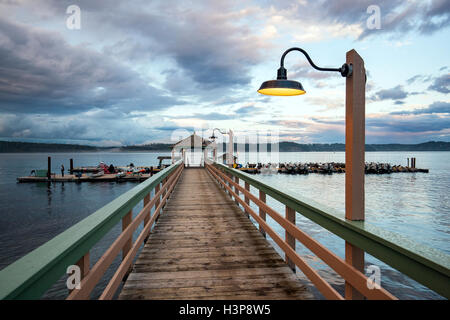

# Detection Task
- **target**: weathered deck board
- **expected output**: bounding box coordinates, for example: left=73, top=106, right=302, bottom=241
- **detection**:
left=119, top=167, right=312, bottom=300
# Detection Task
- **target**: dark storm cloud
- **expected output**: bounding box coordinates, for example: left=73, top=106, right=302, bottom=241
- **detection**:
left=406, top=74, right=433, bottom=85
left=418, top=0, right=450, bottom=34
left=428, top=74, right=450, bottom=94
left=234, top=106, right=259, bottom=114
left=0, top=112, right=190, bottom=145
left=190, top=112, right=237, bottom=121
left=338, top=0, right=450, bottom=39
left=272, top=0, right=449, bottom=39
left=391, top=101, right=450, bottom=115
left=367, top=101, right=450, bottom=134
left=127, top=17, right=261, bottom=89
left=0, top=17, right=184, bottom=115
left=82, top=1, right=267, bottom=91
left=308, top=102, right=450, bottom=134
left=367, top=114, right=450, bottom=133
left=168, top=112, right=237, bottom=121
left=165, top=104, right=262, bottom=121
left=372, top=85, right=409, bottom=101
left=152, top=125, right=195, bottom=132
left=262, top=102, right=450, bottom=142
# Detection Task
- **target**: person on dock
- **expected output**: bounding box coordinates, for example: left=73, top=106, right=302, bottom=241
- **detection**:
left=61, top=164, right=65, bottom=177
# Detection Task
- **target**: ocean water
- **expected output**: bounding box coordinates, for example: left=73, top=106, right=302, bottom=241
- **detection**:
left=0, top=151, right=448, bottom=299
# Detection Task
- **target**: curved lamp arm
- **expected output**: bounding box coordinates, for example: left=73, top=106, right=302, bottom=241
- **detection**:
left=209, top=128, right=228, bottom=140
left=278, top=47, right=352, bottom=78
left=213, top=128, right=227, bottom=135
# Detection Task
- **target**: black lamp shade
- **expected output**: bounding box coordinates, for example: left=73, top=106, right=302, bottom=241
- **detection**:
left=258, top=79, right=306, bottom=96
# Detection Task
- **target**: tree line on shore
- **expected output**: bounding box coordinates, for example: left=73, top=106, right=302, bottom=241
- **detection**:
left=1, top=140, right=449, bottom=153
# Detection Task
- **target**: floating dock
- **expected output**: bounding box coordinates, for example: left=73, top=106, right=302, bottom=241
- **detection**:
left=17, top=173, right=151, bottom=183
left=17, top=163, right=429, bottom=182
left=238, top=162, right=429, bottom=175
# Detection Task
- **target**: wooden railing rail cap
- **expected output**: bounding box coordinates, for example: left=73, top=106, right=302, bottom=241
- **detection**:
left=0, top=160, right=182, bottom=300
left=210, top=162, right=450, bottom=298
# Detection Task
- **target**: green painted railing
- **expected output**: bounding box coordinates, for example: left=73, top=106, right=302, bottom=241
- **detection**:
left=213, top=162, right=450, bottom=299
left=0, top=160, right=182, bottom=300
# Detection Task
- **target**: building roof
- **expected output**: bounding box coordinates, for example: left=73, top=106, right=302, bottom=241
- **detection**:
left=172, top=133, right=214, bottom=150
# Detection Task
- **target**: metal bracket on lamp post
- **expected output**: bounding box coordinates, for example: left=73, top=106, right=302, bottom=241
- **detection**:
left=277, top=47, right=353, bottom=80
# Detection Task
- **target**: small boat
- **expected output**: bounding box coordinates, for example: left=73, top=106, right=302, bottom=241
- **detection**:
left=91, top=170, right=104, bottom=178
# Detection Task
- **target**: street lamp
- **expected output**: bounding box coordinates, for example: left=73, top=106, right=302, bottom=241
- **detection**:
left=209, top=128, right=234, bottom=167
left=258, top=47, right=366, bottom=300
left=258, top=47, right=352, bottom=96
left=209, top=128, right=227, bottom=141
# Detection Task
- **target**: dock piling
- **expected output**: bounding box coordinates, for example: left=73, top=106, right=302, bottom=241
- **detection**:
left=70, top=159, right=74, bottom=174
left=47, top=157, right=51, bottom=180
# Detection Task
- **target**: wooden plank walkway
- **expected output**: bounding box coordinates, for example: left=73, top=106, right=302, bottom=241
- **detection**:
left=119, top=168, right=313, bottom=300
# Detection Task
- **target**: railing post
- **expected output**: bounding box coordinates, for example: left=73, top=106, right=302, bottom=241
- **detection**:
left=234, top=176, right=239, bottom=204
left=70, top=252, right=89, bottom=294
left=143, top=192, right=151, bottom=242
left=345, top=49, right=366, bottom=300
left=76, top=252, right=90, bottom=278
left=244, top=182, right=250, bottom=218
left=47, top=156, right=51, bottom=180
left=161, top=177, right=167, bottom=208
left=285, top=206, right=296, bottom=272
left=122, top=210, right=132, bottom=261
left=154, top=182, right=161, bottom=222
left=70, top=158, right=74, bottom=174
left=155, top=183, right=161, bottom=208
left=259, top=191, right=266, bottom=237
left=226, top=172, right=232, bottom=198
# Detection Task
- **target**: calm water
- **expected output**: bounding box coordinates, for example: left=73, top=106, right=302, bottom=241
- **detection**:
left=0, top=152, right=448, bottom=299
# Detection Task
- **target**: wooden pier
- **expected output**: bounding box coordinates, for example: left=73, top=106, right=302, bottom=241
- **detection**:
left=119, top=168, right=312, bottom=299
left=1, top=160, right=448, bottom=301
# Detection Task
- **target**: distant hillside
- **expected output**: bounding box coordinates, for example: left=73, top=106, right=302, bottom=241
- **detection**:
left=364, top=141, right=450, bottom=151
left=1, top=140, right=449, bottom=153
left=119, top=143, right=172, bottom=151
left=277, top=141, right=450, bottom=152
left=0, top=141, right=101, bottom=153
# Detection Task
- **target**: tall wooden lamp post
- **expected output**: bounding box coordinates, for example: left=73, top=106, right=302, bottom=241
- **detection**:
left=258, top=47, right=366, bottom=299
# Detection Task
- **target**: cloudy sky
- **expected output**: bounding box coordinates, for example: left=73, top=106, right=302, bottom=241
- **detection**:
left=0, top=0, right=449, bottom=146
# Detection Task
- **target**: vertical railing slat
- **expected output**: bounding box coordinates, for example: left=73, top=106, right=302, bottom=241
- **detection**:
left=234, top=176, right=240, bottom=204
left=122, top=210, right=132, bottom=260
left=286, top=206, right=296, bottom=272
left=154, top=183, right=161, bottom=222
left=143, top=193, right=151, bottom=243
left=244, top=182, right=250, bottom=218
left=259, top=190, right=266, bottom=238
left=76, top=252, right=90, bottom=278
left=161, top=178, right=167, bottom=208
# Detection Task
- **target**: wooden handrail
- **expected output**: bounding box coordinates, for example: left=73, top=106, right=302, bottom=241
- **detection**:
left=206, top=163, right=343, bottom=300
left=100, top=165, right=183, bottom=300
left=67, top=164, right=183, bottom=300
left=207, top=163, right=398, bottom=299
left=208, top=164, right=396, bottom=299
left=207, top=162, right=450, bottom=299
left=0, top=160, right=183, bottom=300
